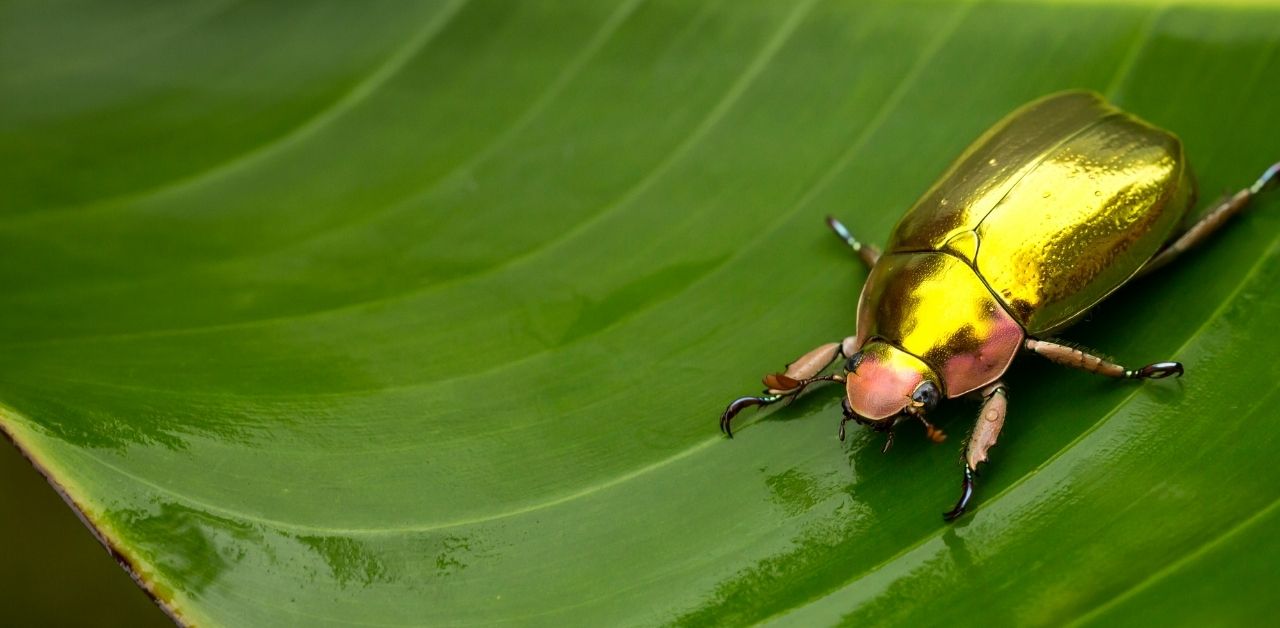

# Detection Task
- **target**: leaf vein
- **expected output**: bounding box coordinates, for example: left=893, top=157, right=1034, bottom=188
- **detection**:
left=3, top=0, right=470, bottom=221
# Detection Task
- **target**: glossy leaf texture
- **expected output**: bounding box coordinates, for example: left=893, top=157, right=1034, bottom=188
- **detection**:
left=2, top=1, right=1279, bottom=625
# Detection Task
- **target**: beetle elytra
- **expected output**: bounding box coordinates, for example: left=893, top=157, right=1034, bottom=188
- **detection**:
left=719, top=90, right=1279, bottom=520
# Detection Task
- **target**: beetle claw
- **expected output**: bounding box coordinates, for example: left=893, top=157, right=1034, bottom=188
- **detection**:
left=881, top=430, right=895, bottom=454
left=943, top=465, right=976, bottom=521
left=720, top=395, right=782, bottom=438
left=1251, top=161, right=1280, bottom=194
left=839, top=397, right=860, bottom=442
left=1129, top=361, right=1183, bottom=379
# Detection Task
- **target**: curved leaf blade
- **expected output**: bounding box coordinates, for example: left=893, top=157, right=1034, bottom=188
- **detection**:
left=2, top=1, right=1279, bottom=625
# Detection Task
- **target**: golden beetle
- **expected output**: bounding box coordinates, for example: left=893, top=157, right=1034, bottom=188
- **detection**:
left=719, top=90, right=1279, bottom=520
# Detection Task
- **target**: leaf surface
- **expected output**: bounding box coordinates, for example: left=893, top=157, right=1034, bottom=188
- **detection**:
left=2, top=1, right=1279, bottom=625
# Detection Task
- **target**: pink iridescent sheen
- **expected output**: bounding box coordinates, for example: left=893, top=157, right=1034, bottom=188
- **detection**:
left=845, top=341, right=931, bottom=420
left=939, top=306, right=1024, bottom=397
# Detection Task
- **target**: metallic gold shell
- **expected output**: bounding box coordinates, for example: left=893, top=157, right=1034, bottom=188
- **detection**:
left=889, top=91, right=1113, bottom=255
left=886, top=90, right=1195, bottom=333
left=857, top=252, right=1023, bottom=398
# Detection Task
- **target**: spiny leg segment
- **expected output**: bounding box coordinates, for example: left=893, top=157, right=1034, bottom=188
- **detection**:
left=1140, top=161, right=1280, bottom=277
left=1024, top=338, right=1183, bottom=379
left=960, top=336, right=1183, bottom=520
left=720, top=340, right=855, bottom=437
left=721, top=216, right=881, bottom=437
left=945, top=381, right=1008, bottom=521
left=985, top=163, right=1278, bottom=517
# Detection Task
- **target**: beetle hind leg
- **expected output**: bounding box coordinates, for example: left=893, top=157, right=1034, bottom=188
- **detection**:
left=1025, top=339, right=1183, bottom=380
left=945, top=382, right=1008, bottom=521
left=1128, top=361, right=1183, bottom=379
left=1140, top=160, right=1280, bottom=277
left=1251, top=161, right=1280, bottom=195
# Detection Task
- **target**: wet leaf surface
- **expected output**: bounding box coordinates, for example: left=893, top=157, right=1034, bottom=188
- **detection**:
left=2, top=1, right=1279, bottom=625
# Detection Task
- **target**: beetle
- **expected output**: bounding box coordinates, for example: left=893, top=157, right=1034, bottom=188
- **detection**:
left=719, top=90, right=1279, bottom=521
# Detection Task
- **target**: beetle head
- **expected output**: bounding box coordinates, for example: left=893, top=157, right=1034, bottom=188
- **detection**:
left=843, top=340, right=943, bottom=425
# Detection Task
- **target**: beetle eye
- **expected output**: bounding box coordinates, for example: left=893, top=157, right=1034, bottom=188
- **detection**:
left=844, top=352, right=864, bottom=373
left=911, top=381, right=940, bottom=411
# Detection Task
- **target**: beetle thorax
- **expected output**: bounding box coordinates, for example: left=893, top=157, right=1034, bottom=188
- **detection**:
left=855, top=252, right=1024, bottom=398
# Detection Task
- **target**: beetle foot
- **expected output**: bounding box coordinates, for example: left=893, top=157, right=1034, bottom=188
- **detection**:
left=720, top=394, right=783, bottom=438
left=838, top=398, right=857, bottom=441
left=1250, top=161, right=1280, bottom=194
left=881, top=430, right=895, bottom=454
left=1127, top=361, right=1183, bottom=379
left=943, top=465, right=976, bottom=522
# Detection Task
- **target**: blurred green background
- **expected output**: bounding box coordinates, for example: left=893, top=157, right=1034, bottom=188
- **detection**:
left=2, top=0, right=1279, bottom=625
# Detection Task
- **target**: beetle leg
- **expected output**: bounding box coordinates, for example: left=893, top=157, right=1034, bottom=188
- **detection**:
left=721, top=338, right=858, bottom=437
left=1140, top=161, right=1280, bottom=277
left=778, top=341, right=842, bottom=382
left=839, top=401, right=856, bottom=441
left=880, top=428, right=896, bottom=454
left=1024, top=339, right=1183, bottom=380
left=945, top=382, right=1008, bottom=521
left=838, top=398, right=897, bottom=453
left=826, top=215, right=880, bottom=269
left=721, top=374, right=845, bottom=437
left=720, top=395, right=783, bottom=437
left=765, top=337, right=861, bottom=393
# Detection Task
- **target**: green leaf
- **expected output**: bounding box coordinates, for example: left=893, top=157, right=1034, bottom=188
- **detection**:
left=3, top=0, right=1279, bottom=625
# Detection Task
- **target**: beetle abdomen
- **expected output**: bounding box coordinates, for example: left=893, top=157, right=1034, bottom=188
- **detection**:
left=971, top=111, right=1193, bottom=332
left=886, top=91, right=1195, bottom=334
left=889, top=91, right=1113, bottom=255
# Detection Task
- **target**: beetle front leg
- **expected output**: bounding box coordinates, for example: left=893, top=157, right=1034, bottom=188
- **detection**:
left=826, top=215, right=880, bottom=269
left=1024, top=339, right=1183, bottom=380
left=944, top=382, right=1008, bottom=521
left=720, top=337, right=858, bottom=437
left=1139, top=161, right=1280, bottom=277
